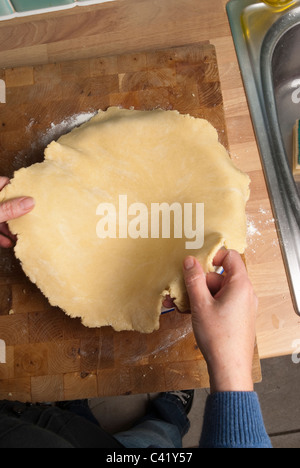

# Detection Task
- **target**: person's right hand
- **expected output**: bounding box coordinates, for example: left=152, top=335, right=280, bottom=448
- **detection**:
left=0, top=176, right=35, bottom=248
left=183, top=248, right=258, bottom=393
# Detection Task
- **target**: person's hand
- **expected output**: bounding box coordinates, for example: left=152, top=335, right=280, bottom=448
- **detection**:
left=183, top=248, right=257, bottom=393
left=0, top=176, right=35, bottom=248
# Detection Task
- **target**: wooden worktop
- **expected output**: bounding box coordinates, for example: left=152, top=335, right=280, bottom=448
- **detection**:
left=0, top=0, right=299, bottom=359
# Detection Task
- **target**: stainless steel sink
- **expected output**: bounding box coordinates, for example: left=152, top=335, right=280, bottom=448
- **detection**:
left=227, top=0, right=300, bottom=316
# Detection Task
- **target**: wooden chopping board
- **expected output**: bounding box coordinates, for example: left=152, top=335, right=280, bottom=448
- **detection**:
left=0, top=43, right=261, bottom=402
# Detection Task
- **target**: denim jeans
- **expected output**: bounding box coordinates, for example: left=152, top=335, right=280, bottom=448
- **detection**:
left=0, top=400, right=122, bottom=448
left=0, top=395, right=190, bottom=448
left=115, top=393, right=191, bottom=448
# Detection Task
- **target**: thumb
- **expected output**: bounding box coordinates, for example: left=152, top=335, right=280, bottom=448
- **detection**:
left=183, top=256, right=212, bottom=312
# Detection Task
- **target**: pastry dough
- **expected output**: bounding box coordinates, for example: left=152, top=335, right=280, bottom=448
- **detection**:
left=0, top=107, right=250, bottom=333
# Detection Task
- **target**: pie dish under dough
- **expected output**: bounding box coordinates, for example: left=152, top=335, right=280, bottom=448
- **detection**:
left=1, top=107, right=250, bottom=333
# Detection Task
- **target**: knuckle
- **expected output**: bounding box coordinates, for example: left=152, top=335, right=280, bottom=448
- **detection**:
left=185, top=272, right=203, bottom=289
left=1, top=200, right=17, bottom=221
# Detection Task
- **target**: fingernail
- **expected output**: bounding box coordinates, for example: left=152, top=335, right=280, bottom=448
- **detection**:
left=184, top=256, right=195, bottom=271
left=19, top=197, right=35, bottom=211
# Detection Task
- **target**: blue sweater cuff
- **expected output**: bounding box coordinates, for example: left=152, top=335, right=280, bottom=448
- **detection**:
left=199, top=392, right=272, bottom=448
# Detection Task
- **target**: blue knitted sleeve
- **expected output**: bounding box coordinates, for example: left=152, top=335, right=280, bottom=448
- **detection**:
left=199, top=392, right=272, bottom=448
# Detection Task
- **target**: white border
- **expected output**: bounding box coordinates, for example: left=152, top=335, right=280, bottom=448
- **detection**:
left=0, top=0, right=116, bottom=21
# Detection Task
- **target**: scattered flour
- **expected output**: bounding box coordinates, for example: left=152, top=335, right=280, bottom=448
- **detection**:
left=258, top=207, right=267, bottom=215
left=13, top=112, right=97, bottom=170
left=247, top=220, right=261, bottom=238
left=39, top=111, right=97, bottom=146
left=247, top=206, right=277, bottom=255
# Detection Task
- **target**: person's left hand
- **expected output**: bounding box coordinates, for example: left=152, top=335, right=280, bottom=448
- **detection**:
left=0, top=176, right=35, bottom=248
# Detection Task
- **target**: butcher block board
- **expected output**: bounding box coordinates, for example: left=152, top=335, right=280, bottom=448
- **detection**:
left=0, top=43, right=261, bottom=402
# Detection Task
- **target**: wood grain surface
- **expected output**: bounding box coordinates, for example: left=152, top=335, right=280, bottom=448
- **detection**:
left=0, top=43, right=261, bottom=402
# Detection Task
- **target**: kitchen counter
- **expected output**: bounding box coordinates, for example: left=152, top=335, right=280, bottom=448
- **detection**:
left=0, top=0, right=299, bottom=359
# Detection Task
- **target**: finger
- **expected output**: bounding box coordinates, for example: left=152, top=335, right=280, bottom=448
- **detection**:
left=0, top=222, right=17, bottom=241
left=206, top=271, right=224, bottom=296
left=0, top=234, right=13, bottom=248
left=0, top=177, right=10, bottom=191
left=213, top=248, right=247, bottom=277
left=183, top=256, right=212, bottom=309
left=0, top=197, right=35, bottom=223
left=162, top=296, right=190, bottom=314
left=162, top=295, right=174, bottom=308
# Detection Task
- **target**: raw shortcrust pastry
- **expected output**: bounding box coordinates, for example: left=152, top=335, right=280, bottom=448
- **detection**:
left=0, top=107, right=250, bottom=333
